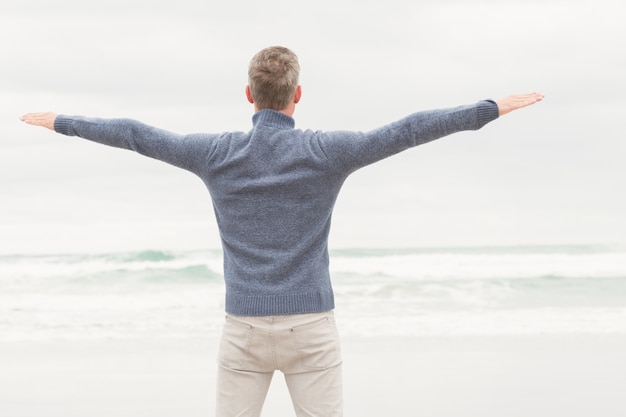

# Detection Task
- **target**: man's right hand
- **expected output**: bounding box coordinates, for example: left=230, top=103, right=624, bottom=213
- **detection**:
left=496, top=93, right=544, bottom=116
left=20, top=112, right=58, bottom=131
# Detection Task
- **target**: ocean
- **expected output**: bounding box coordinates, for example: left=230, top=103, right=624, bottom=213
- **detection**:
left=2, top=245, right=626, bottom=341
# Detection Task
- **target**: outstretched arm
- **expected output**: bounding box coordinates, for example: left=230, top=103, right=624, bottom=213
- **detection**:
left=318, top=92, right=544, bottom=172
left=20, top=112, right=217, bottom=176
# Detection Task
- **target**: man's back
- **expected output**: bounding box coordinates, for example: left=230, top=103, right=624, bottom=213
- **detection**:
left=197, top=103, right=501, bottom=316
left=205, top=110, right=343, bottom=316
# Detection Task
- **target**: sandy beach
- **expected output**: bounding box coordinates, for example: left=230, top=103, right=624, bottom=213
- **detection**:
left=2, top=333, right=625, bottom=417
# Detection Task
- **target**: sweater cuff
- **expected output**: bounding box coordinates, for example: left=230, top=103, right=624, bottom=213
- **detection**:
left=54, top=115, right=73, bottom=136
left=476, top=100, right=500, bottom=128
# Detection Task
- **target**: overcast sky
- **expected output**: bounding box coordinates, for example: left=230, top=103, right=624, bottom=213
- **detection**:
left=1, top=0, right=624, bottom=254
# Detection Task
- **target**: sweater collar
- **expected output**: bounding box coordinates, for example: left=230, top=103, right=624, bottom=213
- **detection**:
left=252, top=109, right=295, bottom=129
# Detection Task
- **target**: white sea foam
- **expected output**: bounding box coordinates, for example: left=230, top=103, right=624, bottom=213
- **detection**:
left=1, top=245, right=625, bottom=340
left=329, top=249, right=626, bottom=281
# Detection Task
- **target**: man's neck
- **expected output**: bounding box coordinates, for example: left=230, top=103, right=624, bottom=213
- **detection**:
left=254, top=105, right=295, bottom=117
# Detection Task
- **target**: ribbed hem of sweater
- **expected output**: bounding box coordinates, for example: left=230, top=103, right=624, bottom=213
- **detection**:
left=477, top=100, right=500, bottom=127
left=54, top=116, right=73, bottom=135
left=225, top=289, right=335, bottom=316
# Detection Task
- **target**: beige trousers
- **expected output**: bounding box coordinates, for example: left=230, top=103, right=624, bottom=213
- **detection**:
left=216, top=310, right=343, bottom=417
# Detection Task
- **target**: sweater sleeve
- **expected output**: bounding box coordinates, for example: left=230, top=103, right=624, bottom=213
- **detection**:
left=54, top=116, right=217, bottom=175
left=318, top=100, right=499, bottom=172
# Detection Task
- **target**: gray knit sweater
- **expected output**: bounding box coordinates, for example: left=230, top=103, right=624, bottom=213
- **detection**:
left=54, top=100, right=499, bottom=315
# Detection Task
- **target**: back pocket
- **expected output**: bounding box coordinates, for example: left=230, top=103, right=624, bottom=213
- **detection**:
left=290, top=316, right=342, bottom=370
left=218, top=315, right=254, bottom=370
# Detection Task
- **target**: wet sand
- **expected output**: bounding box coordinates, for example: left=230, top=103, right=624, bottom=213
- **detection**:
left=1, top=334, right=625, bottom=417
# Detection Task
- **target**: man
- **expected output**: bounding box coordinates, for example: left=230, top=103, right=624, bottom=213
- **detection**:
left=21, top=46, right=543, bottom=417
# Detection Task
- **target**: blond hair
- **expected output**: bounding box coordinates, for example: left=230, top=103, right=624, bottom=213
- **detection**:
left=248, top=46, right=300, bottom=111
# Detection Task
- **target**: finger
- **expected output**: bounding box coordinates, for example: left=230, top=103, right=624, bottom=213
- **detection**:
left=516, top=93, right=544, bottom=108
left=496, top=93, right=543, bottom=116
left=525, top=92, right=544, bottom=102
left=20, top=112, right=56, bottom=130
left=20, top=114, right=38, bottom=125
left=20, top=113, right=44, bottom=124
